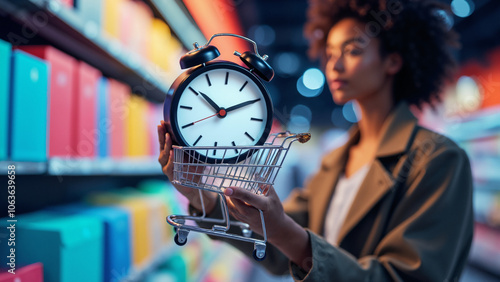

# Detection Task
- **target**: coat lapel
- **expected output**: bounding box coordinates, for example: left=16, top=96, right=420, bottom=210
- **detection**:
left=308, top=129, right=359, bottom=234
left=331, top=102, right=418, bottom=244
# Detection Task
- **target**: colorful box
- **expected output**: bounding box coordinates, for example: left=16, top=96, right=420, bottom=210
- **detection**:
left=47, top=204, right=131, bottom=282
left=74, top=0, right=102, bottom=34
left=10, top=50, right=49, bottom=161
left=149, top=18, right=171, bottom=72
left=108, top=79, right=129, bottom=158
left=18, top=46, right=77, bottom=157
left=88, top=193, right=152, bottom=267
left=59, top=0, right=74, bottom=8
left=97, top=77, right=109, bottom=158
left=102, top=0, right=125, bottom=40
left=1, top=212, right=103, bottom=282
left=73, top=61, right=101, bottom=157
left=0, top=39, right=11, bottom=161
left=0, top=262, right=43, bottom=282
left=126, top=95, right=150, bottom=156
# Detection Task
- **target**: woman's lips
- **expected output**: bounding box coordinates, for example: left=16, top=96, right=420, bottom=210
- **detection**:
left=330, top=79, right=348, bottom=90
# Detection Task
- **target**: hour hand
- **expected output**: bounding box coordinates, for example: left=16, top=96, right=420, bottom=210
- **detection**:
left=199, top=92, right=220, bottom=112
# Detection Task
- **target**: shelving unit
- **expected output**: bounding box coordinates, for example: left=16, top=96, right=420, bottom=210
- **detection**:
left=0, top=0, right=205, bottom=103
left=428, top=105, right=500, bottom=280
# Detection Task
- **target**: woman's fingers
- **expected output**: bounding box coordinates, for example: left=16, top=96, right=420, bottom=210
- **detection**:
left=224, top=186, right=267, bottom=211
left=158, top=120, right=166, bottom=151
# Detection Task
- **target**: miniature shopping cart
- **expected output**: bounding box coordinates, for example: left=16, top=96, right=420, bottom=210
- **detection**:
left=166, top=131, right=311, bottom=260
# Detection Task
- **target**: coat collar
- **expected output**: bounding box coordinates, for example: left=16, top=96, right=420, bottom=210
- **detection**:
left=310, top=102, right=419, bottom=239
left=321, top=102, right=418, bottom=170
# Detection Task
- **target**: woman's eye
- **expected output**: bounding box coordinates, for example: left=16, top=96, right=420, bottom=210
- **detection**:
left=344, top=47, right=362, bottom=56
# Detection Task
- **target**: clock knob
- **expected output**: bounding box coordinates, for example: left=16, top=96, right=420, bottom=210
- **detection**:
left=180, top=45, right=220, bottom=69
left=238, top=51, right=274, bottom=82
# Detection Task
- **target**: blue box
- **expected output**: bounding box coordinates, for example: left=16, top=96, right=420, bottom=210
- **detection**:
left=97, top=77, right=109, bottom=158
left=10, top=50, right=49, bottom=161
left=1, top=212, right=103, bottom=282
left=0, top=39, right=11, bottom=160
left=48, top=204, right=131, bottom=282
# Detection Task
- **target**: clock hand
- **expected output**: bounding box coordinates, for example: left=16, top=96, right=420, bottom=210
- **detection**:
left=199, top=92, right=221, bottom=112
left=182, top=108, right=227, bottom=129
left=225, top=98, right=261, bottom=113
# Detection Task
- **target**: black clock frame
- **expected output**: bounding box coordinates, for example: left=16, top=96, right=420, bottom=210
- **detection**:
left=164, top=61, right=274, bottom=164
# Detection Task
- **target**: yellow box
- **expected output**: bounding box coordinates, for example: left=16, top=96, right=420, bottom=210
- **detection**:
left=126, top=95, right=150, bottom=156
left=102, top=0, right=125, bottom=39
left=149, top=19, right=171, bottom=72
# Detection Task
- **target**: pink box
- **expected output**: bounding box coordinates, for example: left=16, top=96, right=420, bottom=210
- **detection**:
left=18, top=46, right=77, bottom=157
left=108, top=79, right=130, bottom=158
left=0, top=262, right=43, bottom=282
left=73, top=61, right=101, bottom=157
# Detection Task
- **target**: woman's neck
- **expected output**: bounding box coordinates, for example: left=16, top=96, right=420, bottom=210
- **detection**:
left=355, top=86, right=394, bottom=147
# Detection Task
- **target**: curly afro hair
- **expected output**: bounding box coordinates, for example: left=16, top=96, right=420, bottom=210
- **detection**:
left=304, top=0, right=460, bottom=109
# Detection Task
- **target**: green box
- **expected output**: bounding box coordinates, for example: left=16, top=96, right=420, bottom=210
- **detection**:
left=0, top=39, right=11, bottom=160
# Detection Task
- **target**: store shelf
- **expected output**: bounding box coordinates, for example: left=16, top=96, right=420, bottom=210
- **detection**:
left=0, top=157, right=162, bottom=175
left=468, top=222, right=500, bottom=278
left=445, top=106, right=500, bottom=142
left=146, top=0, right=206, bottom=48
left=127, top=245, right=175, bottom=282
left=0, top=0, right=192, bottom=103
left=0, top=161, right=47, bottom=175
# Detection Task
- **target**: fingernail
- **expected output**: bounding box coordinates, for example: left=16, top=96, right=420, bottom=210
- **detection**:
left=225, top=187, right=233, bottom=196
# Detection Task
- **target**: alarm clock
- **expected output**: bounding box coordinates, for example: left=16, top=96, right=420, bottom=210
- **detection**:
left=163, top=33, right=275, bottom=164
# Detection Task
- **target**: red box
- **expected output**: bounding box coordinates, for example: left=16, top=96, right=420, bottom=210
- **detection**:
left=73, top=61, right=101, bottom=157
left=18, top=46, right=77, bottom=157
left=0, top=262, right=43, bottom=282
left=108, top=79, right=130, bottom=158
left=59, top=0, right=73, bottom=8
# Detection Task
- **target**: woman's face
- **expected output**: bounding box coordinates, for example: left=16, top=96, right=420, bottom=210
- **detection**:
left=325, top=18, right=394, bottom=105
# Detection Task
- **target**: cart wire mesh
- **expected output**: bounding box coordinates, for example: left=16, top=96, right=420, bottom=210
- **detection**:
left=172, top=132, right=311, bottom=195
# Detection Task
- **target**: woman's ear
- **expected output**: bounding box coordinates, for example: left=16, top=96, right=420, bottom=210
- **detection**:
left=385, top=53, right=403, bottom=75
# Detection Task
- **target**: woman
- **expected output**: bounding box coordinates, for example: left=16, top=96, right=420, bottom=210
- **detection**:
left=158, top=0, right=474, bottom=280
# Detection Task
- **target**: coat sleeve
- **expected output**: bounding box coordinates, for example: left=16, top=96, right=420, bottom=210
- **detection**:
left=290, top=146, right=474, bottom=281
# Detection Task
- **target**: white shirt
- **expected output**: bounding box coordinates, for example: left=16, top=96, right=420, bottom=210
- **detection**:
left=324, top=164, right=370, bottom=246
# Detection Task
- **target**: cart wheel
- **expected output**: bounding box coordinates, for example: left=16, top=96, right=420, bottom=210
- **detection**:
left=252, top=249, right=266, bottom=261
left=174, top=233, right=187, bottom=246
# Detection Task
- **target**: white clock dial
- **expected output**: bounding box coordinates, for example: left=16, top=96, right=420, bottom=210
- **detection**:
left=175, top=67, right=271, bottom=160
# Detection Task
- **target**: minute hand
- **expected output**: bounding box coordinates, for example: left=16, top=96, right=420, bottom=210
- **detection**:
left=225, top=98, right=261, bottom=113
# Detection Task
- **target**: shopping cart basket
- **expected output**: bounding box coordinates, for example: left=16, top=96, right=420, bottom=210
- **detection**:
left=166, top=131, right=311, bottom=260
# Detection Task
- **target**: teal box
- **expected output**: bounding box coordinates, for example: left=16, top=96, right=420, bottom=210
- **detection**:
left=0, top=39, right=11, bottom=160
left=10, top=50, right=49, bottom=161
left=48, top=204, right=131, bottom=282
left=1, top=212, right=104, bottom=282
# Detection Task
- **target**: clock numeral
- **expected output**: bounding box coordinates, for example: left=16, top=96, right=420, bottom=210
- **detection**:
left=250, top=117, right=263, bottom=122
left=206, top=74, right=212, bottom=87
left=239, top=81, right=248, bottom=92
left=193, top=135, right=202, bottom=146
left=213, top=142, right=217, bottom=155
left=182, top=123, right=194, bottom=129
left=225, top=72, right=229, bottom=85
left=244, top=132, right=255, bottom=142
left=188, top=87, right=198, bottom=96
left=231, top=141, right=238, bottom=154
left=180, top=105, right=192, bottom=110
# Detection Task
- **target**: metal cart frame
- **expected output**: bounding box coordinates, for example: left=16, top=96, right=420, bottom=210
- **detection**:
left=166, top=132, right=310, bottom=260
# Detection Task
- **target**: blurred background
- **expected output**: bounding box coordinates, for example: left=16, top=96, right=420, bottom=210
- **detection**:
left=0, top=0, right=499, bottom=281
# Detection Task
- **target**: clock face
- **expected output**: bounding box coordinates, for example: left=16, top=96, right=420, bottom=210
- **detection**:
left=170, top=63, right=273, bottom=162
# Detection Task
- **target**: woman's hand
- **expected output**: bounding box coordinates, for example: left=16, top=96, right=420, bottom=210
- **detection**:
left=157, top=120, right=217, bottom=212
left=224, top=186, right=312, bottom=268
left=224, top=185, right=285, bottom=240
